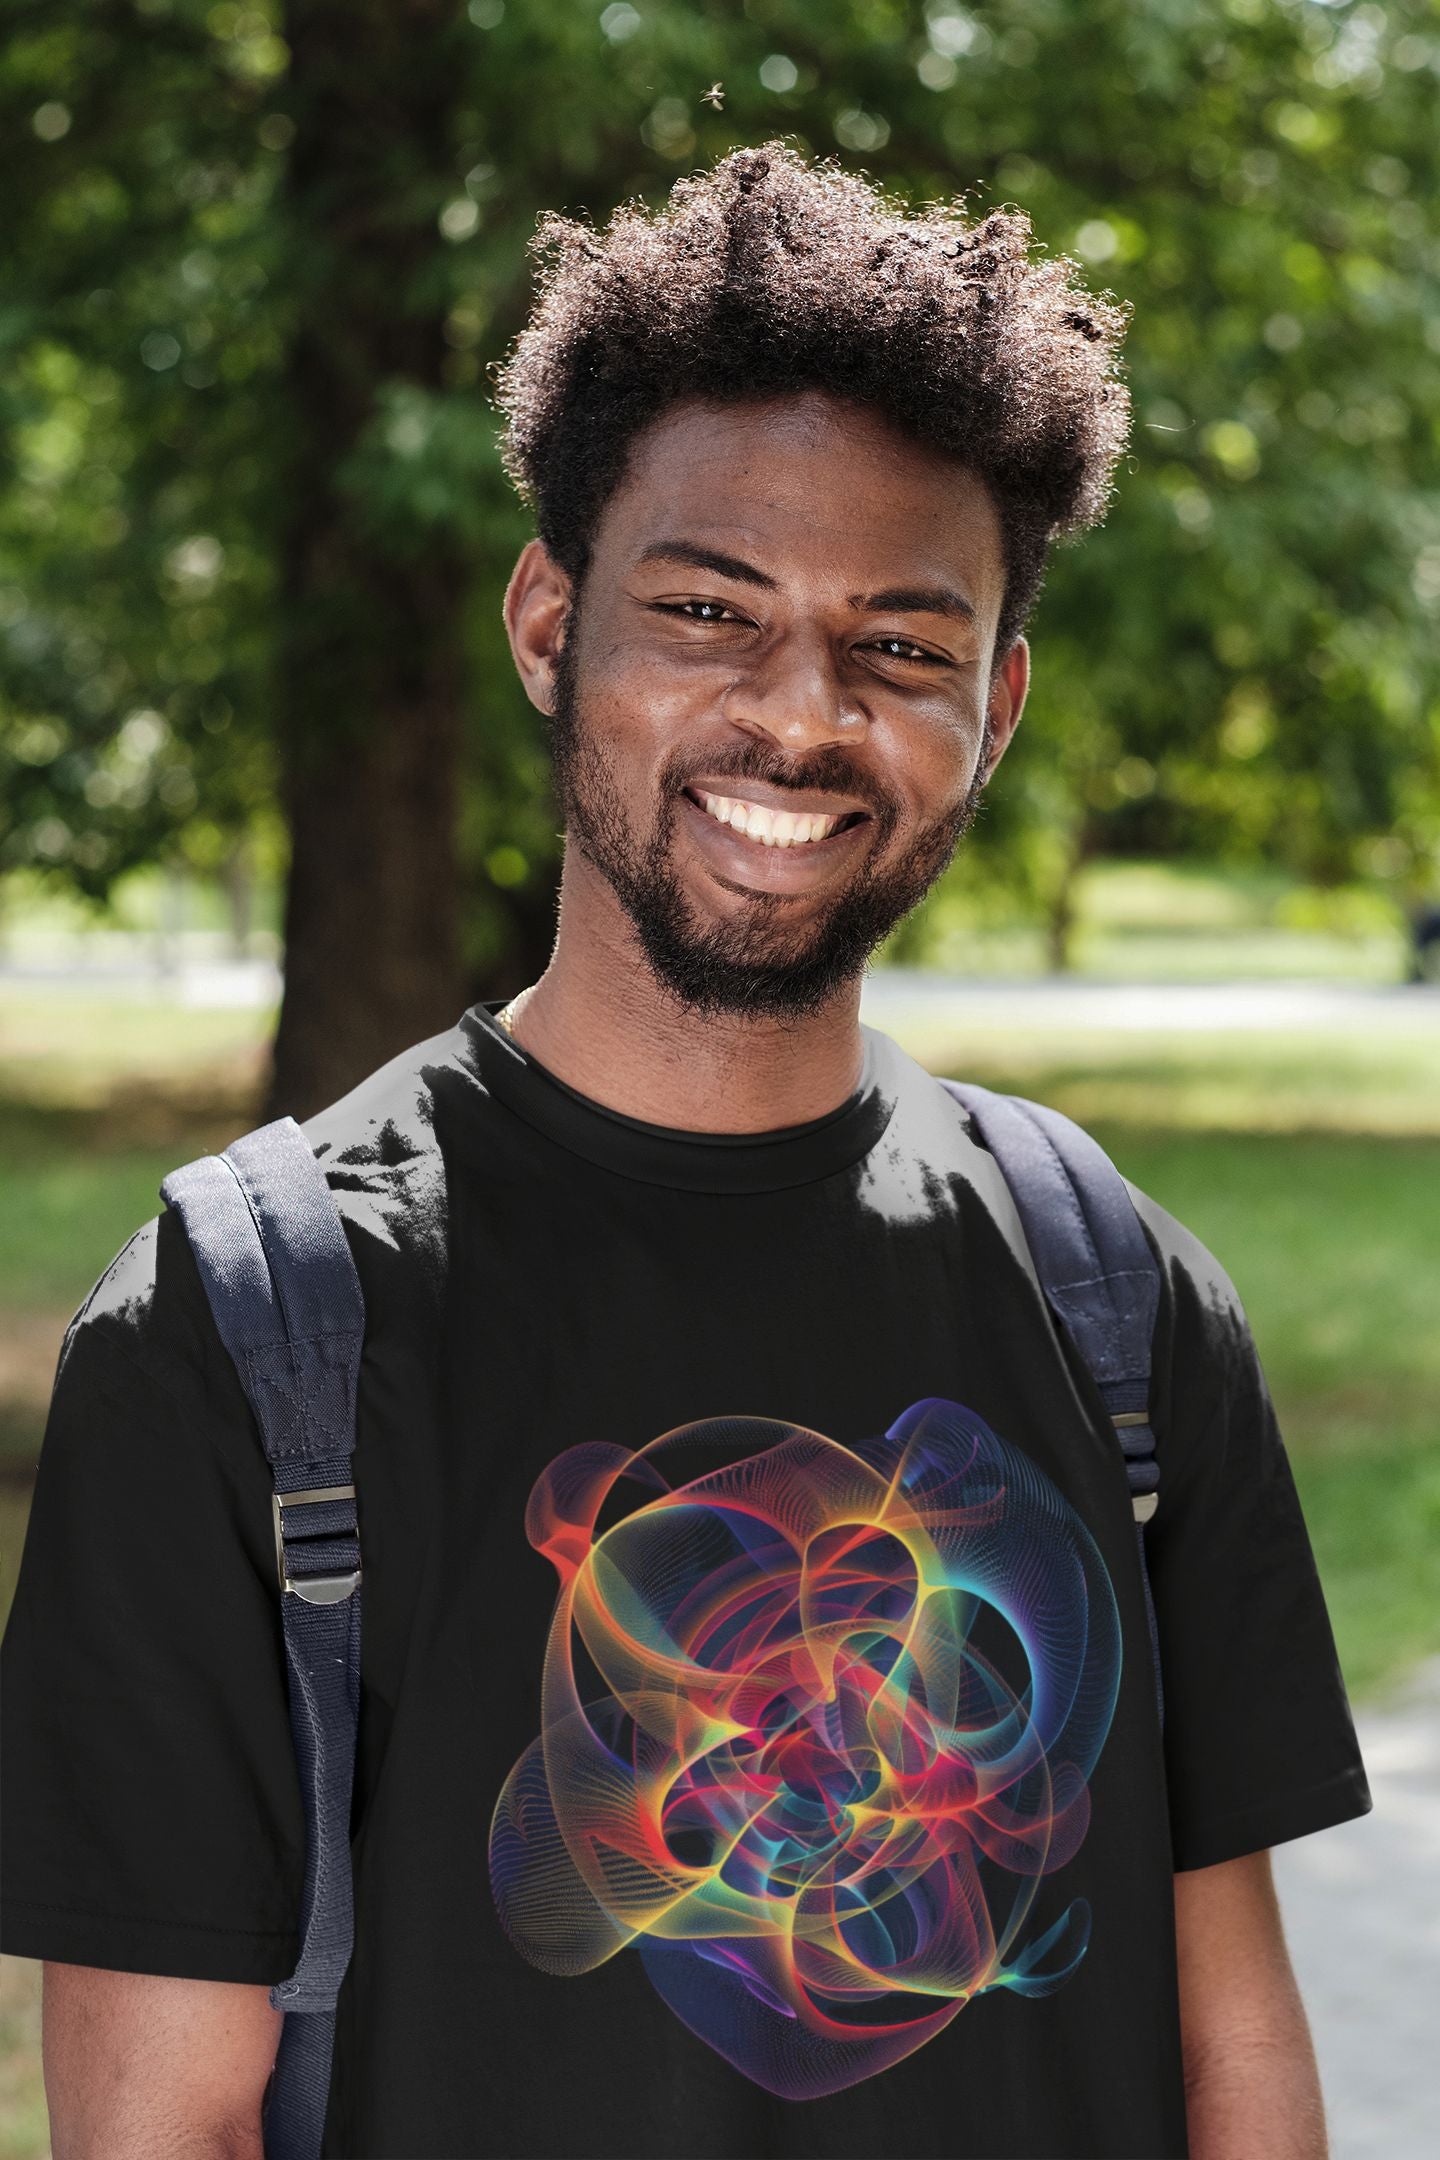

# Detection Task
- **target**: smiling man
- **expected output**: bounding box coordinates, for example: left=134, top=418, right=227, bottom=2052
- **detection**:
left=2, top=145, right=1371, bottom=2160
left=506, top=397, right=1015, bottom=1070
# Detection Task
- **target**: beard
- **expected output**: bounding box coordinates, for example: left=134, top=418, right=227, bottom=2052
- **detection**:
left=547, top=613, right=993, bottom=1023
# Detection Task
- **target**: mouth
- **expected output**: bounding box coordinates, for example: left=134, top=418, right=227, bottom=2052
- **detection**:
left=681, top=786, right=872, bottom=851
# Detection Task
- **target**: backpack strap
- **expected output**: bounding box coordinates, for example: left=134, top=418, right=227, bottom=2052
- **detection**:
left=940, top=1078, right=1165, bottom=1730
left=161, top=1115, right=364, bottom=2160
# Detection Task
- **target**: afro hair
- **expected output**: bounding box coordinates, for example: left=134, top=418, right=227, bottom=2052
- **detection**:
left=495, top=140, right=1131, bottom=659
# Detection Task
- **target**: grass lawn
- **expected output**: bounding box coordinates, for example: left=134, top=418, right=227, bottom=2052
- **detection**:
left=0, top=1949, right=44, bottom=2160
left=1077, top=1124, right=1439, bottom=1708
left=0, top=991, right=270, bottom=1465
left=2, top=984, right=1436, bottom=1708
left=913, top=1014, right=1440, bottom=1710
left=0, top=972, right=1436, bottom=2158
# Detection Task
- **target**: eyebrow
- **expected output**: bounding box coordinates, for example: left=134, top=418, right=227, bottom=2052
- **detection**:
left=635, top=541, right=976, bottom=624
left=857, top=584, right=976, bottom=625
left=635, top=541, right=778, bottom=590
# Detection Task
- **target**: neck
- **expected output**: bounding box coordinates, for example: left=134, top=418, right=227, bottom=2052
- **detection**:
left=503, top=852, right=867, bottom=1133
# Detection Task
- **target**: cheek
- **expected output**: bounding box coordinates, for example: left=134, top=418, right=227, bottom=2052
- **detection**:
left=584, top=641, right=717, bottom=767
left=872, top=703, right=984, bottom=818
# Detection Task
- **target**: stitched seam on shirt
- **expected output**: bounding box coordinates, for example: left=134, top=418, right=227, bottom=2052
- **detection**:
left=1176, top=1766, right=1365, bottom=1837
left=4, top=1895, right=296, bottom=1940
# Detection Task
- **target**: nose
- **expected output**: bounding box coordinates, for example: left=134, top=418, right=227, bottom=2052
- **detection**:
left=720, top=625, right=868, bottom=755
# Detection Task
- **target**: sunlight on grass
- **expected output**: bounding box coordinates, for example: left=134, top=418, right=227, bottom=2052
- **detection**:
left=1, top=979, right=1436, bottom=1717
left=0, top=961, right=1435, bottom=2160
left=0, top=991, right=273, bottom=1112
left=1086, top=1127, right=1440, bottom=1709
left=0, top=1948, right=46, bottom=2160
left=903, top=1022, right=1440, bottom=1136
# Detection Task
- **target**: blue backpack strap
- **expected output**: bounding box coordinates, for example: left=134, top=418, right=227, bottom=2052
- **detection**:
left=160, top=1115, right=364, bottom=2160
left=941, top=1078, right=1165, bottom=1730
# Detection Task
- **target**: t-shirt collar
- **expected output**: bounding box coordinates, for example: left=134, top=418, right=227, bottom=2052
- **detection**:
left=462, top=998, right=898, bottom=1194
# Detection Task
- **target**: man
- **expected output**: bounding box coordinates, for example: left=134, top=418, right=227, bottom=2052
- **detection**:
left=2, top=144, right=1371, bottom=2159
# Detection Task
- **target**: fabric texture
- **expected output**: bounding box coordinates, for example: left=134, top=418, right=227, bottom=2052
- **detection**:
left=0, top=1000, right=1373, bottom=2160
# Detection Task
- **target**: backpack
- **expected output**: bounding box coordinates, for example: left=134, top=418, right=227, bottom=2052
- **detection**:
left=159, top=1077, right=1164, bottom=2160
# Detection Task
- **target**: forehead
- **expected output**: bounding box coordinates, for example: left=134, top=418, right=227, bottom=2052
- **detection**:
left=595, top=392, right=1006, bottom=609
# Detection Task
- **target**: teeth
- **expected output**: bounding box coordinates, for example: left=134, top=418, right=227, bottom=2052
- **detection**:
left=694, top=792, right=845, bottom=846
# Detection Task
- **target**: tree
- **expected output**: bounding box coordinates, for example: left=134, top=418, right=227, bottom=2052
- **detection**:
left=3, top=0, right=1438, bottom=1104
left=0, top=0, right=284, bottom=907
left=266, top=0, right=476, bottom=1112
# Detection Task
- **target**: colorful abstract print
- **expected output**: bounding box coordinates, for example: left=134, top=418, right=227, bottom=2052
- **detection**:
left=489, top=1398, right=1121, bottom=2099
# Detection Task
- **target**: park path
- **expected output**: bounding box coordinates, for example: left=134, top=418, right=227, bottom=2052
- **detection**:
left=1271, top=1652, right=1440, bottom=2159
left=859, top=970, right=1440, bottom=1034
left=5, top=957, right=1440, bottom=1031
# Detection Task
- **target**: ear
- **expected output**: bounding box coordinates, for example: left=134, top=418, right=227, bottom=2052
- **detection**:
left=982, top=636, right=1030, bottom=782
left=503, top=540, right=573, bottom=716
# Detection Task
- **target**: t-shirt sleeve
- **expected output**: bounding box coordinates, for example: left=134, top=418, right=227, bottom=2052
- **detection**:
left=1124, top=1182, right=1374, bottom=1874
left=0, top=1211, right=305, bottom=1981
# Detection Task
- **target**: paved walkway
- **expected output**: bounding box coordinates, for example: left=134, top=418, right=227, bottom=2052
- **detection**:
left=6, top=957, right=1440, bottom=1030
left=860, top=970, right=1440, bottom=1034
left=1271, top=1653, right=1440, bottom=2158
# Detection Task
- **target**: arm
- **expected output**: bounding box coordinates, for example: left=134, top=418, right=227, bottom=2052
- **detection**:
left=1175, top=1850, right=1328, bottom=2160
left=43, top=1962, right=282, bottom=2160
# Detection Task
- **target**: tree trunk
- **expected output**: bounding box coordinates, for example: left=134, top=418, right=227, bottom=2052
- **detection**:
left=270, top=670, right=463, bottom=1119
left=1044, top=815, right=1099, bottom=975
left=1044, top=873, right=1075, bottom=976
left=265, top=0, right=469, bottom=1120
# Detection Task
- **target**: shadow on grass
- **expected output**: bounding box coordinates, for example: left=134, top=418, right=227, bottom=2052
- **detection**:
left=2, top=1057, right=1437, bottom=1714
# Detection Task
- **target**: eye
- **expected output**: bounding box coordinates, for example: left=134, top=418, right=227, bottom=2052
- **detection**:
left=654, top=599, right=746, bottom=624
left=866, top=636, right=949, bottom=667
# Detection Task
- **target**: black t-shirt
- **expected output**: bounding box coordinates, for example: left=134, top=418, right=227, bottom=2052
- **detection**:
left=1, top=999, right=1372, bottom=2159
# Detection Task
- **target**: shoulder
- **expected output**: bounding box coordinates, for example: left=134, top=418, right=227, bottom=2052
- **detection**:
left=59, top=1014, right=480, bottom=1413
left=295, top=1014, right=476, bottom=1291
left=1116, top=1172, right=1276, bottom=1476
left=1120, top=1174, right=1256, bottom=1357
left=873, top=1043, right=1256, bottom=1347
left=858, top=1033, right=1029, bottom=1241
left=864, top=1030, right=998, bottom=1170
left=44, top=1207, right=246, bottom=1466
left=888, top=1046, right=1266, bottom=1418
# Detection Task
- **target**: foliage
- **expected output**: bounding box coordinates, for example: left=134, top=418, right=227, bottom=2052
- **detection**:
left=2, top=0, right=1438, bottom=955
left=0, top=0, right=284, bottom=895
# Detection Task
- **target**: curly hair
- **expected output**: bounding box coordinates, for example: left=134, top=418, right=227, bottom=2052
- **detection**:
left=495, top=140, right=1130, bottom=660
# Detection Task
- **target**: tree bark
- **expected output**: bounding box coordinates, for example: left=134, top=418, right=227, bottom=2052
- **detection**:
left=265, top=0, right=468, bottom=1120
left=1044, top=814, right=1099, bottom=975
left=270, top=656, right=463, bottom=1119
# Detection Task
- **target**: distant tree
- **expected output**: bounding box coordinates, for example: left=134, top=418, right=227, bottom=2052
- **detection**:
left=0, top=0, right=282, bottom=905
left=3, top=0, right=1437, bottom=1104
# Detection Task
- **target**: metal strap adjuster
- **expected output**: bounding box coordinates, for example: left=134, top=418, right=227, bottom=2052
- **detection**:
left=272, top=1484, right=361, bottom=1605
left=1112, top=1411, right=1159, bottom=1525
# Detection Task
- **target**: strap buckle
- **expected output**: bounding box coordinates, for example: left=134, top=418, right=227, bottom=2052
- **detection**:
left=272, top=1485, right=361, bottom=1604
left=1112, top=1411, right=1159, bottom=1525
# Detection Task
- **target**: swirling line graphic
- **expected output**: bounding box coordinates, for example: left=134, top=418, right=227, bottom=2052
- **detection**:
left=489, top=1398, right=1121, bottom=2099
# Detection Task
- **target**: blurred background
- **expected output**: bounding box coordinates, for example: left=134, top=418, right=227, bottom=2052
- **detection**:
left=1, top=2, right=1438, bottom=2154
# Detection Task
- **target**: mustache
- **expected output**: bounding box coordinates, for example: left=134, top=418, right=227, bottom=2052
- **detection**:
left=662, top=743, right=897, bottom=826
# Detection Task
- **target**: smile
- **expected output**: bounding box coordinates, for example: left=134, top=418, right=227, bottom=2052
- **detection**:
left=685, top=788, right=870, bottom=849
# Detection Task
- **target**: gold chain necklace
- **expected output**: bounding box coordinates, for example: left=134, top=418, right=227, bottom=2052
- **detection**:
left=495, top=989, right=532, bottom=1038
